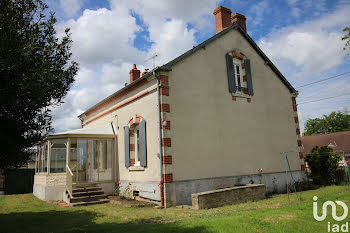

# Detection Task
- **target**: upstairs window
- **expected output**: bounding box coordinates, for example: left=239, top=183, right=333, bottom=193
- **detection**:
left=233, top=59, right=243, bottom=92
left=225, top=51, right=254, bottom=96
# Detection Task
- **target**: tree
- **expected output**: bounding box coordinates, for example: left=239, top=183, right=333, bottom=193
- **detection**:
left=305, top=146, right=341, bottom=185
left=304, top=111, right=350, bottom=136
left=0, top=0, right=78, bottom=171
left=342, top=27, right=350, bottom=50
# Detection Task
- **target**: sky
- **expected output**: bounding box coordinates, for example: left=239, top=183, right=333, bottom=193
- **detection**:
left=46, top=0, right=350, bottom=134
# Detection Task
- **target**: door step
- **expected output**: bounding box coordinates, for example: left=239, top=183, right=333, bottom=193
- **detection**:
left=68, top=185, right=109, bottom=206
left=71, top=199, right=110, bottom=207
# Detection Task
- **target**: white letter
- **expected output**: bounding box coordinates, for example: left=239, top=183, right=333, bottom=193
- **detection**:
left=333, top=201, right=348, bottom=221
left=341, top=222, right=348, bottom=232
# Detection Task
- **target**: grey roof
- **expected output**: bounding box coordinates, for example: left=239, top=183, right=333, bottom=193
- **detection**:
left=78, top=22, right=296, bottom=118
left=52, top=123, right=114, bottom=135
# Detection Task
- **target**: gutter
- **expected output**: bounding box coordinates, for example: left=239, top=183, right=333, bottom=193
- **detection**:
left=155, top=71, right=164, bottom=207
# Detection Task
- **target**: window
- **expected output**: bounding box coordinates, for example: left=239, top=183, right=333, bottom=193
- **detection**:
left=225, top=51, right=254, bottom=96
left=43, top=144, right=47, bottom=172
left=93, top=140, right=111, bottom=170
left=128, top=125, right=141, bottom=166
left=50, top=143, right=66, bottom=173
left=233, top=59, right=244, bottom=92
left=36, top=143, right=47, bottom=173
left=124, top=119, right=147, bottom=168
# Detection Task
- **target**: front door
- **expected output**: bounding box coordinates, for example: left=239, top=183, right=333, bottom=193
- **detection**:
left=69, top=139, right=113, bottom=184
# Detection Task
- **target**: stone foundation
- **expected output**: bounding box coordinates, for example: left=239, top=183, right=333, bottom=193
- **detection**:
left=192, top=184, right=265, bottom=209
left=118, top=181, right=161, bottom=202
left=168, top=170, right=304, bottom=206
left=33, top=173, right=67, bottom=201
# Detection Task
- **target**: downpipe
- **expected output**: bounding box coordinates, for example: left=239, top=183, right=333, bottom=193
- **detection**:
left=155, top=71, right=164, bottom=207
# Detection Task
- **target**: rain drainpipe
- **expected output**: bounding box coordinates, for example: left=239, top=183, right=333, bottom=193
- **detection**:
left=154, top=71, right=164, bottom=207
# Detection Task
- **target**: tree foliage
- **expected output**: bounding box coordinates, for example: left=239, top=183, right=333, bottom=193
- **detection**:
left=305, top=146, right=341, bottom=185
left=342, top=27, right=350, bottom=50
left=304, top=111, right=350, bottom=136
left=0, top=0, right=78, bottom=171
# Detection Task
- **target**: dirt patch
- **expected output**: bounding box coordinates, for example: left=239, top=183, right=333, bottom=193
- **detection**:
left=108, top=196, right=157, bottom=208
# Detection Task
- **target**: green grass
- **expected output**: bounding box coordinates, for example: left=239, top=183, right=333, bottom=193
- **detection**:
left=0, top=186, right=349, bottom=233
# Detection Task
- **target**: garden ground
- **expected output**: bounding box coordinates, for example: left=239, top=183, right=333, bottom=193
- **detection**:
left=0, top=186, right=349, bottom=233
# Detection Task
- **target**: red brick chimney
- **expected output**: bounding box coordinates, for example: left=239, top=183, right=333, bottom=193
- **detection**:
left=129, top=64, right=140, bottom=83
left=231, top=13, right=246, bottom=31
left=213, top=6, right=232, bottom=33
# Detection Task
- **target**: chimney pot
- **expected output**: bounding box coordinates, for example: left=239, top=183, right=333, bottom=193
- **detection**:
left=142, top=68, right=149, bottom=76
left=213, top=6, right=232, bottom=34
left=231, top=13, right=247, bottom=31
left=129, top=64, right=140, bottom=83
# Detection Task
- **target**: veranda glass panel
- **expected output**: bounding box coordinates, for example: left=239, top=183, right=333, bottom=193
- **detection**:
left=37, top=147, right=42, bottom=173
left=43, top=143, right=48, bottom=172
left=69, top=143, right=78, bottom=183
left=50, top=143, right=66, bottom=173
left=89, top=140, right=98, bottom=182
left=98, top=140, right=113, bottom=181
left=77, top=140, right=87, bottom=182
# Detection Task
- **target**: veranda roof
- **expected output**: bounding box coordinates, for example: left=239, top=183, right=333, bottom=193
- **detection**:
left=52, top=123, right=115, bottom=136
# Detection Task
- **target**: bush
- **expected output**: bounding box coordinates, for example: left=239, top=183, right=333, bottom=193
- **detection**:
left=305, top=146, right=341, bottom=185
left=335, top=168, right=346, bottom=185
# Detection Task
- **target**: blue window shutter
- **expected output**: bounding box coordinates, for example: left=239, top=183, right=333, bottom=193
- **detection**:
left=245, top=59, right=254, bottom=96
left=226, top=53, right=237, bottom=93
left=124, top=126, right=130, bottom=167
left=139, top=120, right=147, bottom=167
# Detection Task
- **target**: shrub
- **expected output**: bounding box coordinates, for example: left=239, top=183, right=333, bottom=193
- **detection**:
left=305, top=146, right=341, bottom=185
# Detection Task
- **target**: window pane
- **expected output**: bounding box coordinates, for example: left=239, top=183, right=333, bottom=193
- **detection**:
left=50, top=144, right=66, bottom=173
left=44, top=144, right=48, bottom=172
left=107, top=140, right=112, bottom=169
left=78, top=140, right=88, bottom=182
left=236, top=65, right=241, bottom=89
left=89, top=140, right=98, bottom=182
left=98, top=139, right=113, bottom=181
left=37, top=147, right=41, bottom=173
left=99, top=140, right=107, bottom=170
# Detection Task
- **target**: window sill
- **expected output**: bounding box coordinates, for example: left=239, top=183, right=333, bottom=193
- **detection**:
left=232, top=92, right=250, bottom=98
left=128, top=166, right=145, bottom=171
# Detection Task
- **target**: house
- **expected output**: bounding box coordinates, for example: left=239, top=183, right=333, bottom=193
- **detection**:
left=301, top=131, right=350, bottom=165
left=33, top=6, right=305, bottom=207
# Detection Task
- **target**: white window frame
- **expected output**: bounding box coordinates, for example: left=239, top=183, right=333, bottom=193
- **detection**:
left=133, top=126, right=141, bottom=166
left=233, top=59, right=244, bottom=92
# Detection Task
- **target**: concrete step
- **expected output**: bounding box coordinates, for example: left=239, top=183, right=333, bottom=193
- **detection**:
left=72, top=190, right=104, bottom=197
left=71, top=199, right=110, bottom=207
left=70, top=194, right=107, bottom=203
left=72, top=187, right=102, bottom=193
left=73, top=183, right=98, bottom=188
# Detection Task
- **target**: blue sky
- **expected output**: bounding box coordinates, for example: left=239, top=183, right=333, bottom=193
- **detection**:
left=47, top=0, right=350, bottom=133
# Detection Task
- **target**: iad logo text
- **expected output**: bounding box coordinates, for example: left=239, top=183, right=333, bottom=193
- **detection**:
left=313, top=196, right=349, bottom=232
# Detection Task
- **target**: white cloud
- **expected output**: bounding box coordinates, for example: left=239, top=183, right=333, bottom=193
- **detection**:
left=258, top=3, right=350, bottom=78
left=58, top=6, right=144, bottom=66
left=147, top=19, right=197, bottom=65
left=112, top=0, right=219, bottom=65
left=247, top=0, right=269, bottom=26
left=59, top=0, right=82, bottom=17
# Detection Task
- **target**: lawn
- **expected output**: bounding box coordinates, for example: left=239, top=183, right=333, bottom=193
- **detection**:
left=0, top=186, right=349, bottom=233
